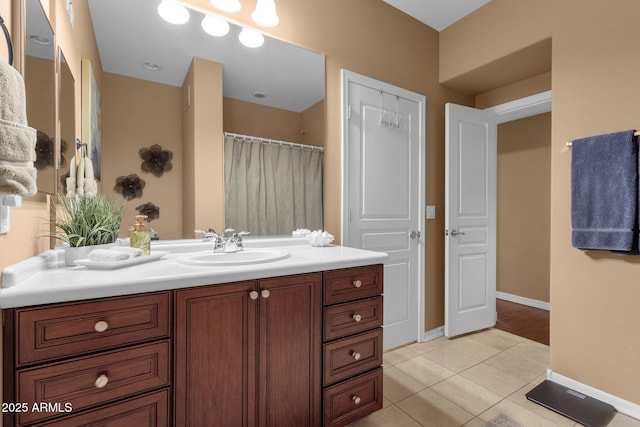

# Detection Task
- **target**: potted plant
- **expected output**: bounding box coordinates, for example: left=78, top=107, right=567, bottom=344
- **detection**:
left=52, top=194, right=126, bottom=265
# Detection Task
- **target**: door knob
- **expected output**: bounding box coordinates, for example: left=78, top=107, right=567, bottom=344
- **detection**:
left=261, top=289, right=270, bottom=299
left=410, top=230, right=421, bottom=239
left=450, top=229, right=465, bottom=237
left=249, top=291, right=259, bottom=300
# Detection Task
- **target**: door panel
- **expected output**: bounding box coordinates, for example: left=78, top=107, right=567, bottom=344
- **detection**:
left=344, top=72, right=425, bottom=350
left=445, top=103, right=497, bottom=338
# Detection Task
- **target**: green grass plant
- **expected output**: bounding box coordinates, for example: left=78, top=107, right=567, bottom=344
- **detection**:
left=53, top=194, right=125, bottom=247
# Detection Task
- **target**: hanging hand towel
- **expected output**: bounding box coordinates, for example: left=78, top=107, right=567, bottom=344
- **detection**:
left=83, top=156, right=98, bottom=196
left=571, top=129, right=638, bottom=251
left=76, top=156, right=85, bottom=196
left=66, top=155, right=77, bottom=197
left=0, top=60, right=37, bottom=196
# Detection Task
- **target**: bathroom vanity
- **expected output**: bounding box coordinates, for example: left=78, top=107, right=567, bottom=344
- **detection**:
left=1, top=239, right=386, bottom=426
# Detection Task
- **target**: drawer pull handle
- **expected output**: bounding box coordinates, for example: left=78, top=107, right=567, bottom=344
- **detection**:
left=94, top=321, right=109, bottom=333
left=351, top=351, right=361, bottom=361
left=95, top=374, right=109, bottom=389
left=352, top=314, right=362, bottom=322
left=261, top=289, right=270, bottom=299
left=249, top=291, right=259, bottom=300
left=353, top=279, right=362, bottom=288
left=352, top=395, right=361, bottom=405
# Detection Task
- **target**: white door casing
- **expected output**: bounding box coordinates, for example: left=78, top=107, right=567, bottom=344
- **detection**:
left=445, top=103, right=497, bottom=338
left=342, top=70, right=426, bottom=350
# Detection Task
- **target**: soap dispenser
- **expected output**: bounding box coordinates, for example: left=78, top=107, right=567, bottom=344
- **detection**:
left=130, top=215, right=151, bottom=255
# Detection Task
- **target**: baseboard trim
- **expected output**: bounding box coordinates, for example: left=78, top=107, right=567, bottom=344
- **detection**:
left=497, top=291, right=550, bottom=311
left=546, top=369, right=640, bottom=420
left=421, top=326, right=444, bottom=342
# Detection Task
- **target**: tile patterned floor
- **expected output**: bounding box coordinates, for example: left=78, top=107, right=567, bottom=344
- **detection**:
left=350, top=329, right=640, bottom=427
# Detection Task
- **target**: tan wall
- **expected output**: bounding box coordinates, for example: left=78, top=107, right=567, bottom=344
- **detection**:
left=181, top=57, right=224, bottom=237
left=302, top=100, right=325, bottom=148
left=496, top=113, right=551, bottom=302
left=223, top=97, right=304, bottom=143
left=101, top=73, right=183, bottom=240
left=442, top=0, right=640, bottom=406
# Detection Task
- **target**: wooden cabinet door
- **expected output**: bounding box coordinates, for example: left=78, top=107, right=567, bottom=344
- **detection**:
left=174, top=281, right=257, bottom=427
left=258, top=273, right=322, bottom=427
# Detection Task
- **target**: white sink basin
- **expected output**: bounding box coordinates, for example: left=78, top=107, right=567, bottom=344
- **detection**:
left=177, top=249, right=290, bottom=266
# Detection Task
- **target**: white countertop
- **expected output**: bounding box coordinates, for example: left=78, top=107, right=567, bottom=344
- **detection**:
left=0, top=238, right=388, bottom=309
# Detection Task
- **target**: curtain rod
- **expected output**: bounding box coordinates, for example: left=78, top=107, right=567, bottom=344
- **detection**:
left=224, top=132, right=324, bottom=152
left=566, top=131, right=640, bottom=147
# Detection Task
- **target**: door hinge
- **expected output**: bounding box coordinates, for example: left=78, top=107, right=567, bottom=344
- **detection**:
left=348, top=209, right=352, bottom=224
left=347, top=104, right=352, bottom=120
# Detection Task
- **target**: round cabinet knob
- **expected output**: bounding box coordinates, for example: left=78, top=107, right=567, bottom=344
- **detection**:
left=249, top=291, right=259, bottom=300
left=261, top=289, right=270, bottom=299
left=352, top=314, right=362, bottom=322
left=94, top=321, right=109, bottom=333
left=95, top=374, right=109, bottom=389
left=351, top=351, right=361, bottom=360
left=352, top=395, right=361, bottom=405
left=353, top=279, right=362, bottom=288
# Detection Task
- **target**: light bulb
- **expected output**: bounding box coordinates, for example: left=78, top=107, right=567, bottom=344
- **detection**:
left=211, top=0, right=241, bottom=13
left=201, top=15, right=230, bottom=37
left=157, top=0, right=190, bottom=25
left=252, top=0, right=279, bottom=27
left=238, top=28, right=264, bottom=48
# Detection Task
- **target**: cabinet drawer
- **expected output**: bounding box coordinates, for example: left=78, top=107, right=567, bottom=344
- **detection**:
left=324, top=297, right=383, bottom=341
left=323, top=328, right=382, bottom=386
left=37, top=389, right=169, bottom=427
left=16, top=292, right=171, bottom=366
left=17, top=341, right=170, bottom=425
left=323, top=368, right=383, bottom=427
left=324, top=265, right=383, bottom=305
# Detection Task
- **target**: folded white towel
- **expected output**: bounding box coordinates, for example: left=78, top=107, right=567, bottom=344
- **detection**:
left=0, top=119, right=36, bottom=162
left=0, top=60, right=28, bottom=125
left=88, top=249, right=130, bottom=262
left=83, top=156, right=97, bottom=196
left=0, top=162, right=37, bottom=196
left=87, top=247, right=143, bottom=263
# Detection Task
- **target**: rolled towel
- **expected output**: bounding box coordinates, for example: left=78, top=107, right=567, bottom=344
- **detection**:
left=76, top=156, right=85, bottom=196
left=83, top=155, right=98, bottom=196
left=87, top=249, right=131, bottom=262
left=65, top=176, right=76, bottom=196
left=86, top=247, right=144, bottom=263
left=112, top=246, right=143, bottom=258
left=0, top=60, right=28, bottom=125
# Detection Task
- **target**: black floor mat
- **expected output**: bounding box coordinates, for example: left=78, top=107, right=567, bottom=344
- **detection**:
left=526, top=380, right=616, bottom=427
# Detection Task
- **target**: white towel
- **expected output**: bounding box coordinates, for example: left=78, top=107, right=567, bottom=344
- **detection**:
left=87, top=247, right=143, bottom=263
left=66, top=156, right=76, bottom=196
left=0, top=60, right=37, bottom=196
left=83, top=156, right=97, bottom=196
left=76, top=156, right=85, bottom=196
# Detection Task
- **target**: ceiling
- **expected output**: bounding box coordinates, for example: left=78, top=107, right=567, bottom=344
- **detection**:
left=382, top=0, right=492, bottom=31
left=86, top=0, right=324, bottom=113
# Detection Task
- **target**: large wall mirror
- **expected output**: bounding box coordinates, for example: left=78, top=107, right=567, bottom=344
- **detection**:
left=87, top=0, right=325, bottom=238
left=24, top=0, right=56, bottom=194
left=58, top=49, right=75, bottom=195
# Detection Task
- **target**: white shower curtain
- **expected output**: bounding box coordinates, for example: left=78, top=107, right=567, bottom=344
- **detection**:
left=224, top=134, right=323, bottom=235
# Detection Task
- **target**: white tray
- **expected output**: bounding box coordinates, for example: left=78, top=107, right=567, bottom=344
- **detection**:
left=74, top=251, right=168, bottom=270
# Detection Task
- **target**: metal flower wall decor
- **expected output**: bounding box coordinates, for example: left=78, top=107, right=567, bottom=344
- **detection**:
left=114, top=174, right=146, bottom=200
left=136, top=202, right=160, bottom=221
left=35, top=131, right=67, bottom=170
left=140, top=144, right=173, bottom=177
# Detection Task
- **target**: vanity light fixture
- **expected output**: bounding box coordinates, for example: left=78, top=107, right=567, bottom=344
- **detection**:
left=201, top=15, right=230, bottom=37
left=251, top=0, right=279, bottom=27
left=238, top=28, right=264, bottom=48
left=211, top=0, right=241, bottom=13
left=157, top=0, right=190, bottom=25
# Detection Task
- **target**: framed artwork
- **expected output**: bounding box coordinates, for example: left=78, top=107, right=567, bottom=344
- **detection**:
left=81, top=58, right=101, bottom=181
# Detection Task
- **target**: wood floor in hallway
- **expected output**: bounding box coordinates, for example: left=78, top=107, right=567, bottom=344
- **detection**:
left=494, top=298, right=550, bottom=345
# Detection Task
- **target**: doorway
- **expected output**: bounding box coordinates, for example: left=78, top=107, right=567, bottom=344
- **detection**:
left=445, top=91, right=552, bottom=338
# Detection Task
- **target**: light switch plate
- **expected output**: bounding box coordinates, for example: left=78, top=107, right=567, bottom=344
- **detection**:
left=426, top=205, right=436, bottom=219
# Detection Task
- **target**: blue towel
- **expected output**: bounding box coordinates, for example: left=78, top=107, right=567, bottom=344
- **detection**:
left=571, top=130, right=638, bottom=251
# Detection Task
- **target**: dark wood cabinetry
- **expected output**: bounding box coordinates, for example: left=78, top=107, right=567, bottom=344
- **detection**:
left=322, top=264, right=384, bottom=427
left=174, top=273, right=322, bottom=427
left=2, top=264, right=383, bottom=426
left=2, top=292, right=171, bottom=426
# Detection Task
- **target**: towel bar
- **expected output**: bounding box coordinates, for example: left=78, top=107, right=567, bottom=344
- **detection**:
left=0, top=15, right=12, bottom=66
left=566, top=131, right=640, bottom=147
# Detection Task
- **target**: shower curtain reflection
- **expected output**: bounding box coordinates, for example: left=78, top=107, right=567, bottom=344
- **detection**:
left=224, top=134, right=323, bottom=236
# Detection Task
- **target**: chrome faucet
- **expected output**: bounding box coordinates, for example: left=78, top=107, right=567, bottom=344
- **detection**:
left=195, top=228, right=250, bottom=253
left=220, top=229, right=250, bottom=253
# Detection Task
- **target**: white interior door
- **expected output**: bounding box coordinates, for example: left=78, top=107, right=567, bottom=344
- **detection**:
left=445, top=103, right=497, bottom=338
left=342, top=70, right=425, bottom=350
